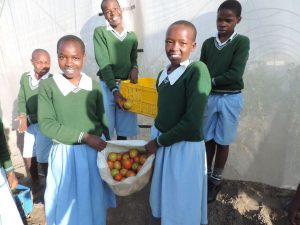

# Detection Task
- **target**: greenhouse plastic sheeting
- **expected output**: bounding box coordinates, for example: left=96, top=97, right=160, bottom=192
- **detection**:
left=0, top=0, right=299, bottom=189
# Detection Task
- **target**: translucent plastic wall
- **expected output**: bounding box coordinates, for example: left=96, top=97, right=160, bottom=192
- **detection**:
left=0, top=0, right=299, bottom=188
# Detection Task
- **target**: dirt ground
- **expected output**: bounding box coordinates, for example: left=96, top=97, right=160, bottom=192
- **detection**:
left=8, top=116, right=295, bottom=225
left=20, top=177, right=295, bottom=225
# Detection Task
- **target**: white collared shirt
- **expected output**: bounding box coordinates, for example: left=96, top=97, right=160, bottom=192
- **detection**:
left=106, top=23, right=128, bottom=41
left=53, top=72, right=92, bottom=96
left=28, top=71, right=50, bottom=88
left=214, top=32, right=238, bottom=50
left=158, top=59, right=191, bottom=86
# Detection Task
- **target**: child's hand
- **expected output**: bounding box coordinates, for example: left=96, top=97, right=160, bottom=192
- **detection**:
left=145, top=140, right=158, bottom=156
left=83, top=133, right=107, bottom=152
left=113, top=91, right=126, bottom=110
left=7, top=171, right=18, bottom=190
left=15, top=115, right=28, bottom=133
left=129, top=68, right=138, bottom=84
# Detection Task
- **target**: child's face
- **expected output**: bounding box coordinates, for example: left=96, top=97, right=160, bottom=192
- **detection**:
left=165, top=24, right=196, bottom=66
left=102, top=0, right=122, bottom=28
left=217, top=9, right=241, bottom=37
left=31, top=53, right=50, bottom=77
left=57, top=41, right=85, bottom=80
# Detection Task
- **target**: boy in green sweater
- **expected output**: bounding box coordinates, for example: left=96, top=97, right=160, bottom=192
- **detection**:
left=15, top=49, right=52, bottom=202
left=93, top=0, right=139, bottom=140
left=200, top=0, right=250, bottom=203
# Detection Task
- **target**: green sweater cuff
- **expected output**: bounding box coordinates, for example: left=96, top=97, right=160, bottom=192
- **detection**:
left=2, top=159, right=13, bottom=172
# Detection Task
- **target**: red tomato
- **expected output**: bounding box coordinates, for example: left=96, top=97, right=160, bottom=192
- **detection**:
left=107, top=160, right=114, bottom=169
left=116, top=153, right=122, bottom=161
left=133, top=156, right=140, bottom=163
left=126, top=170, right=136, bottom=177
left=120, top=168, right=128, bottom=176
left=114, top=173, right=123, bottom=181
left=122, top=159, right=132, bottom=169
left=139, top=154, right=147, bottom=164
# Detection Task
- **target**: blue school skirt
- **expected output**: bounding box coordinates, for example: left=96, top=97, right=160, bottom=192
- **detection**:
left=45, top=143, right=116, bottom=225
left=150, top=126, right=208, bottom=225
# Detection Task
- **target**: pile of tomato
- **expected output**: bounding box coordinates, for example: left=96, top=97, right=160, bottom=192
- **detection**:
left=107, top=149, right=148, bottom=181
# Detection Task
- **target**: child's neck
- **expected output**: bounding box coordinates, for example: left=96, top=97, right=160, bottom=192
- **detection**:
left=167, top=64, right=180, bottom=74
left=218, top=31, right=234, bottom=43
left=112, top=24, right=124, bottom=34
left=35, top=73, right=42, bottom=80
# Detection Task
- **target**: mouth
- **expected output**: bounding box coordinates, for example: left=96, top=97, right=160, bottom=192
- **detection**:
left=169, top=54, right=181, bottom=60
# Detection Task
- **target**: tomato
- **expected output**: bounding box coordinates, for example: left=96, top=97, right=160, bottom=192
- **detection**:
left=111, top=168, right=119, bottom=177
left=126, top=170, right=136, bottom=177
left=113, top=161, right=122, bottom=170
left=122, top=153, right=130, bottom=160
left=116, top=153, right=122, bottom=161
left=107, top=160, right=114, bottom=169
left=122, top=159, right=132, bottom=169
left=133, top=156, right=140, bottom=163
left=120, top=168, right=128, bottom=176
left=108, top=152, right=117, bottom=161
left=114, top=173, right=123, bottom=181
left=139, top=154, right=147, bottom=164
left=129, top=149, right=139, bottom=158
left=131, top=162, right=139, bottom=171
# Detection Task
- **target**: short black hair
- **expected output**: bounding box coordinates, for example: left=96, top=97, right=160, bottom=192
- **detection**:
left=168, top=20, right=197, bottom=41
left=101, top=0, right=120, bottom=12
left=57, top=35, right=85, bottom=54
left=218, top=0, right=242, bottom=17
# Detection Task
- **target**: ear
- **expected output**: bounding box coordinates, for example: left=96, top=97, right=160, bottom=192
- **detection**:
left=191, top=42, right=197, bottom=51
left=237, top=16, right=242, bottom=24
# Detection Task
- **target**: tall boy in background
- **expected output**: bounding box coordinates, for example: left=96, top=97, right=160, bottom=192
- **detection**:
left=93, top=0, right=139, bottom=140
left=15, top=49, right=52, bottom=203
left=200, top=0, right=250, bottom=202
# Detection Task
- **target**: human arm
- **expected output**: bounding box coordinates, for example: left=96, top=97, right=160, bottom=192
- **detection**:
left=156, top=63, right=211, bottom=146
left=288, top=183, right=300, bottom=225
left=0, top=119, right=18, bottom=189
left=129, top=35, right=139, bottom=83
left=213, top=36, right=250, bottom=86
left=93, top=27, right=117, bottom=91
left=16, top=75, right=28, bottom=132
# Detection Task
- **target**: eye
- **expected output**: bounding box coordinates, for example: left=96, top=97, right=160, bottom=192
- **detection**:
left=73, top=56, right=80, bottom=61
left=58, top=55, right=65, bottom=60
left=165, top=40, right=173, bottom=44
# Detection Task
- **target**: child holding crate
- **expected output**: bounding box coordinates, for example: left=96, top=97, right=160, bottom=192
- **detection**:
left=93, top=0, right=139, bottom=140
left=145, top=20, right=211, bottom=225
left=38, top=35, right=116, bottom=225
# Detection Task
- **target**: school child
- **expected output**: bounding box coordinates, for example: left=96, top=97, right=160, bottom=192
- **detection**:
left=200, top=0, right=250, bottom=203
left=145, top=20, right=211, bottom=225
left=0, top=117, right=23, bottom=225
left=15, top=48, right=52, bottom=202
left=288, top=183, right=300, bottom=225
left=38, top=35, right=116, bottom=225
left=93, top=0, right=139, bottom=140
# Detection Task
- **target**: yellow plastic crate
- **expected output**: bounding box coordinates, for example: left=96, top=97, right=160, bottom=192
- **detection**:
left=120, top=77, right=158, bottom=117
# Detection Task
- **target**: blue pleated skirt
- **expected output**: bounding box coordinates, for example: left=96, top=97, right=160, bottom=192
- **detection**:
left=45, top=143, right=116, bottom=225
left=150, top=126, right=208, bottom=225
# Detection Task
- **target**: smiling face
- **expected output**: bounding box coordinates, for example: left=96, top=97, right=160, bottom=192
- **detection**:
left=165, top=24, right=196, bottom=68
left=102, top=0, right=122, bottom=30
left=57, top=40, right=85, bottom=81
left=31, top=51, right=50, bottom=79
left=217, top=9, right=241, bottom=39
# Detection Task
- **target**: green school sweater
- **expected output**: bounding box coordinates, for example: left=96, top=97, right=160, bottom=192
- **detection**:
left=154, top=61, right=211, bottom=146
left=200, top=34, right=250, bottom=92
left=0, top=118, right=13, bottom=172
left=18, top=72, right=52, bottom=123
left=93, top=26, right=138, bottom=91
left=38, top=77, right=110, bottom=145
